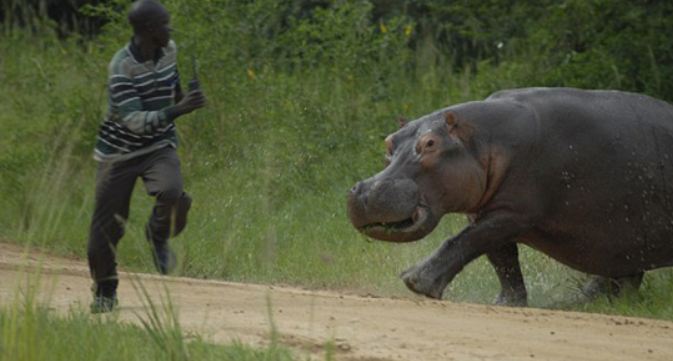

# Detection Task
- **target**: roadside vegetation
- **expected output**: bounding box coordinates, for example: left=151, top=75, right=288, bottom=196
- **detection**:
left=0, top=275, right=299, bottom=361
left=2, top=0, right=673, bottom=339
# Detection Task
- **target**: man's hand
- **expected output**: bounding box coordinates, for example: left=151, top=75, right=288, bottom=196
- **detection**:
left=176, top=89, right=206, bottom=114
left=165, top=88, right=206, bottom=121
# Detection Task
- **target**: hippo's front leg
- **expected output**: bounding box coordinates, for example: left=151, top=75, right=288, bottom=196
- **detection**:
left=401, top=212, right=531, bottom=300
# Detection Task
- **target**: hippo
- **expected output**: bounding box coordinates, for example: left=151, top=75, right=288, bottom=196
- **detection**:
left=347, top=87, right=673, bottom=306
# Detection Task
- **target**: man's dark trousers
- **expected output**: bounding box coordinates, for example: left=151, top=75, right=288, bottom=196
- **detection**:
left=87, top=146, right=190, bottom=296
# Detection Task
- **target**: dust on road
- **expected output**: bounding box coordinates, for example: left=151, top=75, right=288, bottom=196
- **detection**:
left=1, top=242, right=671, bottom=361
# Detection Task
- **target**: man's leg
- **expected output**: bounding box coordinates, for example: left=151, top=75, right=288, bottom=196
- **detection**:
left=142, top=147, right=190, bottom=274
left=87, top=160, right=137, bottom=312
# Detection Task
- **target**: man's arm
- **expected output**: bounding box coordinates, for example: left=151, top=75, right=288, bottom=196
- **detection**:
left=108, top=71, right=204, bottom=134
left=108, top=74, right=172, bottom=134
left=174, top=68, right=184, bottom=103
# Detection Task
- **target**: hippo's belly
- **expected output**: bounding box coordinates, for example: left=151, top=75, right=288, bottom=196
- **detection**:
left=520, top=201, right=673, bottom=277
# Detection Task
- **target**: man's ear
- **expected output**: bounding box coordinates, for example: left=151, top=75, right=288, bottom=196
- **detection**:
left=444, top=111, right=474, bottom=143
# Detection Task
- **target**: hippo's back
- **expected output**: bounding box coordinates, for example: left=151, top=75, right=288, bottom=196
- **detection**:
left=490, top=87, right=673, bottom=132
left=489, top=88, right=673, bottom=276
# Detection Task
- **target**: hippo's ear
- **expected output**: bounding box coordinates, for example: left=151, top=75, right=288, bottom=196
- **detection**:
left=444, top=112, right=474, bottom=143
left=445, top=112, right=457, bottom=129
left=398, top=116, right=408, bottom=128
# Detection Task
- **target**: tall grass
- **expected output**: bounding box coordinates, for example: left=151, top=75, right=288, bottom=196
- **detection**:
left=1, top=0, right=672, bottom=322
left=0, top=1, right=471, bottom=291
left=0, top=273, right=298, bottom=361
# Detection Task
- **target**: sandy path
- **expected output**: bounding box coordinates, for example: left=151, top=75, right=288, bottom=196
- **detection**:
left=0, top=243, right=672, bottom=361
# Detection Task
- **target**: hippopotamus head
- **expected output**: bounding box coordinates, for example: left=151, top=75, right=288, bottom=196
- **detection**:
left=348, top=110, right=488, bottom=242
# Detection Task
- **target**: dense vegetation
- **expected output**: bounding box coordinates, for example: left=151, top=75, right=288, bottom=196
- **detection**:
left=2, top=0, right=673, bottom=319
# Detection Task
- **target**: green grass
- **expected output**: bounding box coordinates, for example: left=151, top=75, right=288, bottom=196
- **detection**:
left=1, top=0, right=673, bottom=331
left=0, top=305, right=292, bottom=361
left=0, top=275, right=299, bottom=361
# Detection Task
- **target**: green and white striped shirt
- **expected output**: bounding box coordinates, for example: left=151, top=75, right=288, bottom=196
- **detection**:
left=94, top=40, right=181, bottom=162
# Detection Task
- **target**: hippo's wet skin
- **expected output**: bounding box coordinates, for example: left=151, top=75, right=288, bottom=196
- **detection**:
left=347, top=87, right=673, bottom=306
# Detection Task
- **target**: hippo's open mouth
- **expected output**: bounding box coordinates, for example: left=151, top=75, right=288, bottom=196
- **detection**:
left=348, top=180, right=439, bottom=242
left=361, top=206, right=430, bottom=234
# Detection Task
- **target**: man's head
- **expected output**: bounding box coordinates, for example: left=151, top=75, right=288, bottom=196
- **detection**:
left=128, top=0, right=171, bottom=47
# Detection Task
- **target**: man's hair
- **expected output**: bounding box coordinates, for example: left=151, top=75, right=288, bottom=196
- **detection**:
left=128, top=0, right=168, bottom=33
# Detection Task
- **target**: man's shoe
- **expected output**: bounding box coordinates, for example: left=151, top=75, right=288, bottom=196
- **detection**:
left=146, top=224, right=177, bottom=275
left=91, top=280, right=118, bottom=314
left=152, top=241, right=177, bottom=275
left=90, top=295, right=118, bottom=314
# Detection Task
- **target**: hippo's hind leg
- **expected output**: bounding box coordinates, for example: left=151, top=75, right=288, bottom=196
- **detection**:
left=487, top=243, right=528, bottom=307
left=581, top=273, right=644, bottom=300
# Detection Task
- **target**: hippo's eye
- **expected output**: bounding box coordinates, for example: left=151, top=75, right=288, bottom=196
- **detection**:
left=417, top=137, right=436, bottom=154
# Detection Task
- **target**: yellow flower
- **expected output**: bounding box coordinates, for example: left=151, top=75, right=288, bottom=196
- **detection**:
left=404, top=24, right=413, bottom=38
left=380, top=22, right=388, bottom=34
left=247, top=67, right=256, bottom=80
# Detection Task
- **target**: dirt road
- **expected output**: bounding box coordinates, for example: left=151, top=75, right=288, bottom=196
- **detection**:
left=1, top=243, right=672, bottom=361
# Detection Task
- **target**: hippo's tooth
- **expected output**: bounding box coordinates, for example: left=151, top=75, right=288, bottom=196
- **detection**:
left=411, top=209, right=419, bottom=223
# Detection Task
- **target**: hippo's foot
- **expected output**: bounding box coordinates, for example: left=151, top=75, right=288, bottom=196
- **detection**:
left=400, top=262, right=450, bottom=299
left=581, top=273, right=644, bottom=300
left=494, top=288, right=528, bottom=307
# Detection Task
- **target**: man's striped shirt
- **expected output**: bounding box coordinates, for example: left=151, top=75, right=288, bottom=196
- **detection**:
left=94, top=40, right=181, bottom=162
